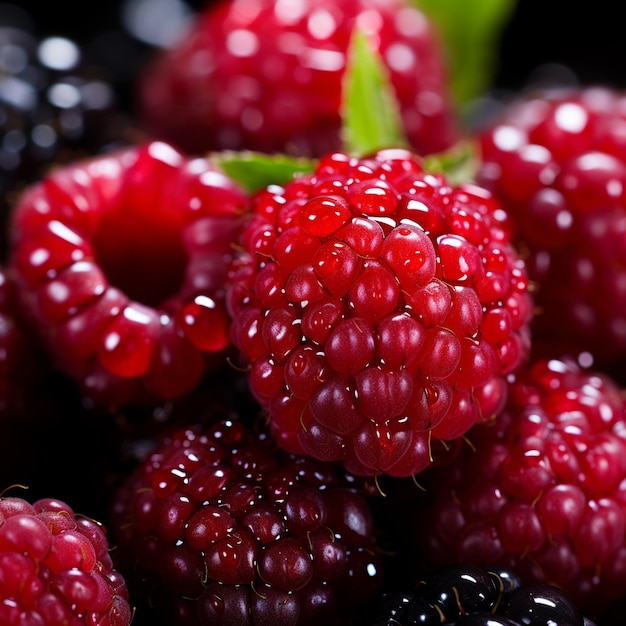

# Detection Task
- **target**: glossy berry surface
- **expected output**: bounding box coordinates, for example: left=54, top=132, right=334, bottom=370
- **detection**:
left=8, top=140, right=249, bottom=409
left=226, top=148, right=533, bottom=477
left=0, top=493, right=132, bottom=625
left=368, top=562, right=594, bottom=625
left=0, top=4, right=132, bottom=261
left=477, top=85, right=626, bottom=367
left=135, top=0, right=458, bottom=158
left=414, top=356, right=626, bottom=616
left=108, top=418, right=383, bottom=625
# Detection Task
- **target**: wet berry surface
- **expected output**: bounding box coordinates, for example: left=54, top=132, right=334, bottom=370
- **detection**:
left=2, top=2, right=626, bottom=625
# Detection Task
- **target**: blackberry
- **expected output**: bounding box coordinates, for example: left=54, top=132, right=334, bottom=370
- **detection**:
left=368, top=563, right=596, bottom=626
left=0, top=2, right=133, bottom=261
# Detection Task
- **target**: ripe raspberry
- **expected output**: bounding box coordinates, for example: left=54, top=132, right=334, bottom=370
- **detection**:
left=476, top=85, right=626, bottom=368
left=108, top=418, right=383, bottom=626
left=413, top=356, right=626, bottom=617
left=0, top=492, right=132, bottom=625
left=7, top=140, right=248, bottom=410
left=226, top=148, right=533, bottom=478
left=135, top=0, right=458, bottom=158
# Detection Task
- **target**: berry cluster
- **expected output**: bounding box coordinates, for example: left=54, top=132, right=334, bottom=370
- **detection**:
left=226, top=148, right=532, bottom=477
left=136, top=0, right=458, bottom=157
left=109, top=418, right=383, bottom=625
left=0, top=493, right=131, bottom=625
left=406, top=356, right=626, bottom=616
left=477, top=86, right=626, bottom=369
left=2, top=0, right=626, bottom=625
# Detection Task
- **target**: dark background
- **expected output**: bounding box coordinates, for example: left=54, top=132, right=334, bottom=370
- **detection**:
left=6, top=0, right=626, bottom=102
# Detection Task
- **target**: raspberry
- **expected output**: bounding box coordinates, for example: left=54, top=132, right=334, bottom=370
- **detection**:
left=0, top=5, right=133, bottom=262
left=412, top=356, right=626, bottom=617
left=0, top=492, right=132, bottom=625
left=108, top=418, right=383, bottom=625
left=7, top=140, right=249, bottom=409
left=226, top=148, right=533, bottom=477
left=476, top=85, right=626, bottom=368
left=368, top=562, right=596, bottom=626
left=135, top=0, right=458, bottom=158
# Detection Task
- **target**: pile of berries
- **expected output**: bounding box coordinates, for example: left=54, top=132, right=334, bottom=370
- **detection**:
left=2, top=0, right=626, bottom=625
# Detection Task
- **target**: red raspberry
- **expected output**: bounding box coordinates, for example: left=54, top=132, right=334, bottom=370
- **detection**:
left=0, top=492, right=131, bottom=625
left=108, top=418, right=383, bottom=626
left=476, top=85, right=626, bottom=368
left=413, top=356, right=626, bottom=616
left=136, top=0, right=458, bottom=158
left=226, top=148, right=533, bottom=477
left=8, top=140, right=248, bottom=410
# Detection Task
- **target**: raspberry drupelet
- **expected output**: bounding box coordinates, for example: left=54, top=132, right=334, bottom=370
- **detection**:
left=135, top=0, right=459, bottom=158
left=0, top=493, right=132, bottom=626
left=226, top=148, right=533, bottom=478
left=412, top=356, right=626, bottom=618
left=7, top=140, right=249, bottom=410
left=108, top=418, right=383, bottom=626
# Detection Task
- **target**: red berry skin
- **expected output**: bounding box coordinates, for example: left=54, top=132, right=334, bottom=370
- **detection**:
left=477, top=85, right=626, bottom=368
left=8, top=140, right=249, bottom=410
left=413, top=356, right=626, bottom=617
left=0, top=494, right=132, bottom=626
left=227, top=149, right=533, bottom=478
left=136, top=0, right=458, bottom=158
left=109, top=419, right=383, bottom=626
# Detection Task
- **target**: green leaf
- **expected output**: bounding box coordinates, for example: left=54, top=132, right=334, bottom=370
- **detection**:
left=211, top=151, right=316, bottom=194
left=341, top=26, right=410, bottom=156
left=423, top=139, right=480, bottom=186
left=414, top=0, right=516, bottom=108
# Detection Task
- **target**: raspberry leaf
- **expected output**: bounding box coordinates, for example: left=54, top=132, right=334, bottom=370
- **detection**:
left=341, top=26, right=409, bottom=157
left=212, top=151, right=316, bottom=193
left=415, top=0, right=516, bottom=107
left=423, top=140, right=480, bottom=185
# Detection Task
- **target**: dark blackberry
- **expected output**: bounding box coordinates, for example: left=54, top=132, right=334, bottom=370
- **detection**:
left=367, top=563, right=596, bottom=626
left=498, top=582, right=594, bottom=626
left=0, top=2, right=133, bottom=261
